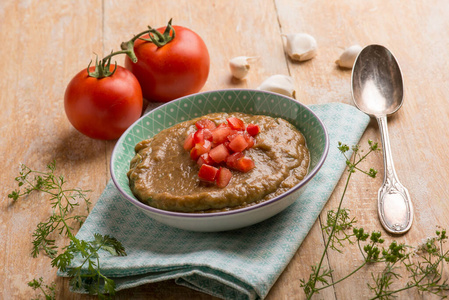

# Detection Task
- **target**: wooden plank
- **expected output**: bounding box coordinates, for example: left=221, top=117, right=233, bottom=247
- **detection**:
left=275, top=0, right=449, bottom=299
left=0, top=1, right=105, bottom=299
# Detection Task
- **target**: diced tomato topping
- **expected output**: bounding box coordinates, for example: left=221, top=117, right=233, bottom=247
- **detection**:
left=184, top=116, right=261, bottom=186
left=216, top=167, right=232, bottom=188
left=228, top=134, right=249, bottom=152
left=194, top=129, right=213, bottom=144
left=193, top=129, right=205, bottom=144
left=225, top=152, right=244, bottom=169
left=211, top=126, right=232, bottom=144
left=209, top=144, right=230, bottom=163
left=235, top=156, right=255, bottom=173
left=190, top=140, right=212, bottom=160
left=183, top=132, right=195, bottom=151
left=227, top=117, right=245, bottom=131
left=226, top=131, right=240, bottom=142
left=243, top=132, right=255, bottom=148
left=195, top=119, right=216, bottom=130
left=197, top=153, right=214, bottom=166
left=198, top=164, right=219, bottom=182
left=246, top=124, right=260, bottom=136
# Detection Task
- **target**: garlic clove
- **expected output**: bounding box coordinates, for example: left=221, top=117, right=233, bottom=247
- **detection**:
left=283, top=33, right=318, bottom=62
left=229, top=56, right=258, bottom=79
left=257, top=74, right=296, bottom=99
left=335, top=45, right=363, bottom=69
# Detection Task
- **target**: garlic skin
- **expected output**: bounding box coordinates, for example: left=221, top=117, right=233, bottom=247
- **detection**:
left=283, top=33, right=318, bottom=62
left=229, top=56, right=258, bottom=79
left=335, top=45, right=363, bottom=69
left=257, top=75, right=296, bottom=99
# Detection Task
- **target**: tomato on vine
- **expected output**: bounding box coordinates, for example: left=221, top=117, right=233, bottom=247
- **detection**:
left=64, top=19, right=209, bottom=140
left=64, top=63, right=143, bottom=140
left=123, top=19, right=210, bottom=102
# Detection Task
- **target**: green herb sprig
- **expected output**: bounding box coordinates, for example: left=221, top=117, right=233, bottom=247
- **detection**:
left=9, top=161, right=127, bottom=299
left=300, top=140, right=449, bottom=299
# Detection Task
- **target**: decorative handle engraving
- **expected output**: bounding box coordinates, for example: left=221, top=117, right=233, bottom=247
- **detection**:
left=376, top=116, right=413, bottom=234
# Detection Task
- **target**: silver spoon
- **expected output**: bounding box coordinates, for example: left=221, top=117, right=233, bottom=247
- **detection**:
left=351, top=44, right=413, bottom=234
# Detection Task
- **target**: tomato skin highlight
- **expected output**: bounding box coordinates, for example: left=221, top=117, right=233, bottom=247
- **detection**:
left=125, top=25, right=210, bottom=102
left=64, top=65, right=143, bottom=140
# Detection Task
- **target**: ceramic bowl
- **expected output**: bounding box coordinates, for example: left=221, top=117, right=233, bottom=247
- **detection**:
left=111, top=89, right=329, bottom=232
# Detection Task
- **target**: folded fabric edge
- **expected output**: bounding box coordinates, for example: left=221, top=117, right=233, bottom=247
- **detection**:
left=59, top=266, right=258, bottom=300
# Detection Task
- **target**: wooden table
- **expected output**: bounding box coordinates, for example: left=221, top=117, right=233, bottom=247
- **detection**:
left=2, top=1, right=449, bottom=299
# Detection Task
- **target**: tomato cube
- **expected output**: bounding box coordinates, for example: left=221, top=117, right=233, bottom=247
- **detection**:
left=243, top=132, right=255, bottom=148
left=197, top=153, right=214, bottom=166
left=235, top=156, right=255, bottom=172
left=190, top=140, right=212, bottom=160
left=198, top=164, right=219, bottom=182
left=183, top=132, right=195, bottom=151
left=194, top=129, right=213, bottom=144
left=216, top=167, right=232, bottom=188
left=228, top=134, right=249, bottom=152
left=195, top=119, right=216, bottom=130
left=225, top=152, right=244, bottom=169
left=209, top=144, right=230, bottom=163
left=226, top=117, right=245, bottom=131
left=246, top=124, right=260, bottom=136
left=211, top=126, right=232, bottom=144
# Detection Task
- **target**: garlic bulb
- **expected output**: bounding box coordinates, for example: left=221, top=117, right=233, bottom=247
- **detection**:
left=283, top=33, right=317, bottom=62
left=257, top=75, right=296, bottom=99
left=335, top=45, right=362, bottom=69
left=229, top=56, right=258, bottom=79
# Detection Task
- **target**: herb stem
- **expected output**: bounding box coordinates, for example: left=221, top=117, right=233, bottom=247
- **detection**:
left=308, top=171, right=354, bottom=299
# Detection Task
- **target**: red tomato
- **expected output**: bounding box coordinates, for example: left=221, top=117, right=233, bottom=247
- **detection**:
left=125, top=25, right=210, bottom=102
left=225, top=152, right=244, bottom=169
left=198, top=164, right=218, bottom=182
left=246, top=124, right=260, bottom=136
left=197, top=153, right=214, bottom=166
left=226, top=117, right=245, bottom=131
left=216, top=167, right=232, bottom=188
left=228, top=134, right=249, bottom=152
left=190, top=140, right=212, bottom=160
left=183, top=132, right=195, bottom=151
left=195, top=119, right=216, bottom=130
left=243, top=132, right=255, bottom=148
left=64, top=65, right=143, bottom=140
left=209, top=144, right=230, bottom=163
left=211, top=126, right=232, bottom=144
left=235, top=157, right=255, bottom=173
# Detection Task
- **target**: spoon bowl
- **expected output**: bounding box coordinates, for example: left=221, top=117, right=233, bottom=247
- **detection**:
left=352, top=45, right=404, bottom=117
left=352, top=44, right=413, bottom=235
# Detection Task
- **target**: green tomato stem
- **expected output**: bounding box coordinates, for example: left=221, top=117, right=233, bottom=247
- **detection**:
left=88, top=19, right=175, bottom=79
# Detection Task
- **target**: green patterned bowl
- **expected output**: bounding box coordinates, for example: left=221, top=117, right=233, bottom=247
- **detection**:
left=111, top=89, right=329, bottom=231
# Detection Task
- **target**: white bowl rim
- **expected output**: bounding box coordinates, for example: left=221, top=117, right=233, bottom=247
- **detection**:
left=110, top=88, right=330, bottom=219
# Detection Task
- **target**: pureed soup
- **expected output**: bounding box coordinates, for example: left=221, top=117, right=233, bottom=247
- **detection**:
left=127, top=112, right=310, bottom=213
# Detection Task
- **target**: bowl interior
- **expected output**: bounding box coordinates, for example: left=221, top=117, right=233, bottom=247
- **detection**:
left=111, top=89, right=328, bottom=213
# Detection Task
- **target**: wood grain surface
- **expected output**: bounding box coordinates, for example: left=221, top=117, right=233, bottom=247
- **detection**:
left=1, top=0, right=449, bottom=299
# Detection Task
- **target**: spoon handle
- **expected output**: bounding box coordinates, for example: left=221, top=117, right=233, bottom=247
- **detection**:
left=376, top=116, right=413, bottom=234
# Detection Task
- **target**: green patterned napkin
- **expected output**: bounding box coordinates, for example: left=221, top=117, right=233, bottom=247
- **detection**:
left=61, top=102, right=369, bottom=300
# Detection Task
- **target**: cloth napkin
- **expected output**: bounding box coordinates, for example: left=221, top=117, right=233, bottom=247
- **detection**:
left=61, top=102, right=370, bottom=300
